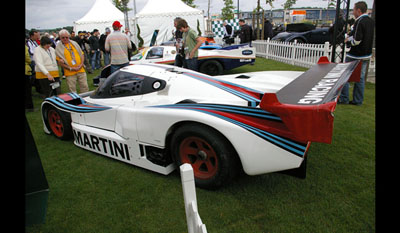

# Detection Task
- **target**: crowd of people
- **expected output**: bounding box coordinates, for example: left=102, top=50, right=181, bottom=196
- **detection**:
left=25, top=20, right=136, bottom=112
left=25, top=1, right=373, bottom=112
left=25, top=17, right=262, bottom=112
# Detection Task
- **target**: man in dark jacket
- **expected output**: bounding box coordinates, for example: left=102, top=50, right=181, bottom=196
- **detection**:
left=99, top=28, right=111, bottom=66
left=223, top=22, right=234, bottom=45
left=89, top=29, right=101, bottom=70
left=263, top=19, right=274, bottom=40
left=238, top=19, right=252, bottom=44
left=339, top=1, right=374, bottom=106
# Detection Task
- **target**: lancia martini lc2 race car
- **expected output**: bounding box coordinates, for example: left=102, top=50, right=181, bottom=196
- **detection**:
left=41, top=56, right=361, bottom=189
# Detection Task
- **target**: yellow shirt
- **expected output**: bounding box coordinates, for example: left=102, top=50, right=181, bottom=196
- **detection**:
left=57, top=43, right=85, bottom=76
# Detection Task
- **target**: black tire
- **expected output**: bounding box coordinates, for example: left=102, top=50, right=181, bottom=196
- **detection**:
left=199, top=60, right=223, bottom=76
left=170, top=123, right=240, bottom=189
left=45, top=105, right=73, bottom=140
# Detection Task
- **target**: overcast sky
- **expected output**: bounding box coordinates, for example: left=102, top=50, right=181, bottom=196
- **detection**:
left=25, top=0, right=374, bottom=30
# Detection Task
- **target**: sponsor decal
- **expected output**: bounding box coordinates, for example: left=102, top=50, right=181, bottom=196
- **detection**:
left=298, top=63, right=349, bottom=104
left=242, top=49, right=253, bottom=55
left=240, top=59, right=252, bottom=62
left=73, top=129, right=130, bottom=161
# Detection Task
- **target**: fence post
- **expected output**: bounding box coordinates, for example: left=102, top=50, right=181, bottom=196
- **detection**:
left=180, top=163, right=207, bottom=233
left=291, top=40, right=297, bottom=65
left=323, top=41, right=330, bottom=60
left=266, top=38, right=270, bottom=59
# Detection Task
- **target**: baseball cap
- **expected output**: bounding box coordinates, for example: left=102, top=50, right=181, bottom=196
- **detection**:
left=112, top=21, right=123, bottom=28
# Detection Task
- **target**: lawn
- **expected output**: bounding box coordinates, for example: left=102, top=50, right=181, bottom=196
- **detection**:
left=25, top=58, right=375, bottom=232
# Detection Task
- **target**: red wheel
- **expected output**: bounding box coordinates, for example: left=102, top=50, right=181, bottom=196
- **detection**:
left=179, top=136, right=219, bottom=180
left=48, top=109, right=64, bottom=137
left=171, top=123, right=240, bottom=189
left=44, top=106, right=72, bottom=140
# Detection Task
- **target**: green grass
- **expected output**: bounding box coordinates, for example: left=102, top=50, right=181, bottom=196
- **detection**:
left=26, top=58, right=375, bottom=232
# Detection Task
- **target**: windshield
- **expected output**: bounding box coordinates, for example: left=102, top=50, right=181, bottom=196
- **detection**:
left=131, top=53, right=143, bottom=61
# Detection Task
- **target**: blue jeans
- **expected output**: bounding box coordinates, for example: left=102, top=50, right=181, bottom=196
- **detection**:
left=103, top=52, right=110, bottom=66
left=91, top=50, right=101, bottom=70
left=110, top=62, right=130, bottom=74
left=339, top=57, right=369, bottom=105
left=184, top=58, right=198, bottom=71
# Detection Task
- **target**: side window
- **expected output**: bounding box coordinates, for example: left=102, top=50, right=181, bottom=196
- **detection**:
left=146, top=47, right=164, bottom=59
left=92, top=70, right=167, bottom=99
left=109, top=73, right=143, bottom=96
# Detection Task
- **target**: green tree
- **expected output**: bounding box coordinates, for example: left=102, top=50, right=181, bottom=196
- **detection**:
left=112, top=0, right=132, bottom=12
left=221, top=0, right=235, bottom=20
left=136, top=24, right=144, bottom=48
left=182, top=0, right=196, bottom=8
left=197, top=19, right=202, bottom=36
left=283, top=0, right=297, bottom=9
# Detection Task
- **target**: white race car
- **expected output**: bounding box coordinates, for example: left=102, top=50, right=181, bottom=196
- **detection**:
left=41, top=57, right=360, bottom=189
left=129, top=44, right=256, bottom=75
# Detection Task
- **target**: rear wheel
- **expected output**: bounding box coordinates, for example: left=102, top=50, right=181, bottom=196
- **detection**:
left=171, top=123, right=240, bottom=189
left=46, top=106, right=72, bottom=140
left=199, top=60, right=223, bottom=76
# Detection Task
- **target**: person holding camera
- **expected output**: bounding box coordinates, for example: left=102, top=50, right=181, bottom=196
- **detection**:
left=33, top=36, right=61, bottom=97
left=176, top=19, right=203, bottom=71
left=222, top=22, right=234, bottom=45
left=173, top=17, right=184, bottom=67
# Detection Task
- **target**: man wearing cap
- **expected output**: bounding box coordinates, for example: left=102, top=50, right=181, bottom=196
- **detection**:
left=105, top=21, right=132, bottom=74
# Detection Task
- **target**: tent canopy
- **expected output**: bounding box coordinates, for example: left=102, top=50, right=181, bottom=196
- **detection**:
left=134, top=0, right=205, bottom=47
left=74, top=0, right=124, bottom=34
left=137, top=0, right=202, bottom=16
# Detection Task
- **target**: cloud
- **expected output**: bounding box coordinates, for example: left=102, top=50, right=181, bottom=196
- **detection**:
left=25, top=0, right=95, bottom=29
left=26, top=0, right=373, bottom=30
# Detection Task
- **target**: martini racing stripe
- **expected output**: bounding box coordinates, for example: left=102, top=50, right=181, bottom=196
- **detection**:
left=158, top=103, right=282, bottom=122
left=44, top=94, right=111, bottom=113
left=153, top=104, right=306, bottom=157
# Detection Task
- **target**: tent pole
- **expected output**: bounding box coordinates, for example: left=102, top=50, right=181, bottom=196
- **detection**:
left=131, top=0, right=138, bottom=45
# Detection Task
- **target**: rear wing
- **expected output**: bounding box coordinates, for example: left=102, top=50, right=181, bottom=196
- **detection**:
left=260, top=56, right=361, bottom=144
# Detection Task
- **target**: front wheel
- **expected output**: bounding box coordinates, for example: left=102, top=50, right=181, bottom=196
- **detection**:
left=171, top=123, right=240, bottom=189
left=45, top=106, right=72, bottom=140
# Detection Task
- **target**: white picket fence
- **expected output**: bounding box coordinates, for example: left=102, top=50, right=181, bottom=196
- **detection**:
left=252, top=38, right=376, bottom=74
left=180, top=164, right=207, bottom=233
left=252, top=38, right=332, bottom=68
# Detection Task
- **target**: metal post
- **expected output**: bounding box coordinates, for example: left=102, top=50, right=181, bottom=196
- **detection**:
left=132, top=0, right=138, bottom=45
left=330, top=0, right=351, bottom=63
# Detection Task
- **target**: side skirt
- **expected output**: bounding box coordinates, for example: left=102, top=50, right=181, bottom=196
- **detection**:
left=71, top=123, right=176, bottom=175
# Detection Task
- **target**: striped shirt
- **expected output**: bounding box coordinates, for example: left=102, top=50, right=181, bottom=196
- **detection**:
left=105, top=30, right=132, bottom=65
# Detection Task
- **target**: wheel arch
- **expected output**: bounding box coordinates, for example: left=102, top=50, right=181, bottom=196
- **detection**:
left=198, top=59, right=224, bottom=75
left=288, top=36, right=307, bottom=43
left=164, top=120, right=243, bottom=170
left=41, top=102, right=56, bottom=134
left=40, top=101, right=73, bottom=139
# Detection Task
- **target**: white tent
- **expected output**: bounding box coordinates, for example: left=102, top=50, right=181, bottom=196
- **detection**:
left=134, top=0, right=205, bottom=47
left=74, top=0, right=125, bottom=34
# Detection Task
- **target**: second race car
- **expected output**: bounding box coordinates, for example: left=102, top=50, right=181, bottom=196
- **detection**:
left=130, top=44, right=256, bottom=75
